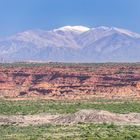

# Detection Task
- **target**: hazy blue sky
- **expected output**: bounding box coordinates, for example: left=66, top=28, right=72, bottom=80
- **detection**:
left=0, top=0, right=140, bottom=36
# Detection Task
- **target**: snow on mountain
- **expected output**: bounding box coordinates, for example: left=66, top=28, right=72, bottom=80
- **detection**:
left=54, top=26, right=90, bottom=33
left=76, top=26, right=140, bottom=49
left=112, top=27, right=140, bottom=38
left=0, top=26, right=140, bottom=62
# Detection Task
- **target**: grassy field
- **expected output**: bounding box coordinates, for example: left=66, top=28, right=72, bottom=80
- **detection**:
left=0, top=62, right=139, bottom=69
left=0, top=123, right=140, bottom=140
left=0, top=99, right=140, bottom=115
left=0, top=99, right=140, bottom=140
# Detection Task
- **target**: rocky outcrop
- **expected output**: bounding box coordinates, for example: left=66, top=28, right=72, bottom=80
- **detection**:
left=0, top=63, right=140, bottom=100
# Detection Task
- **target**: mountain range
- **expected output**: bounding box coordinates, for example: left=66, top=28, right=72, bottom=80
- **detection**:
left=0, top=25, right=140, bottom=62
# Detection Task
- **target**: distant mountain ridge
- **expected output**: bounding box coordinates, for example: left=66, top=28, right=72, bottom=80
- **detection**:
left=0, top=26, right=140, bottom=62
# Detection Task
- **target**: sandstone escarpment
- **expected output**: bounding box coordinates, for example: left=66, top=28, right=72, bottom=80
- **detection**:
left=0, top=63, right=140, bottom=100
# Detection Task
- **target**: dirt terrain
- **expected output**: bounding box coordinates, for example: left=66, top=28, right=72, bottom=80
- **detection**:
left=0, top=109, right=140, bottom=126
left=0, top=63, right=140, bottom=100
left=55, top=110, right=140, bottom=125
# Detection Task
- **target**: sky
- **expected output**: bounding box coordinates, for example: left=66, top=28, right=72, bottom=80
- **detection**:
left=0, top=0, right=140, bottom=37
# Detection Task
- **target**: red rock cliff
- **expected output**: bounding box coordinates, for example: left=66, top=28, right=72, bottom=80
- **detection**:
left=0, top=63, right=140, bottom=100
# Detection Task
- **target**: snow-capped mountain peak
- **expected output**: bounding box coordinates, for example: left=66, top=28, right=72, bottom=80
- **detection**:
left=0, top=25, right=140, bottom=62
left=54, top=26, right=90, bottom=32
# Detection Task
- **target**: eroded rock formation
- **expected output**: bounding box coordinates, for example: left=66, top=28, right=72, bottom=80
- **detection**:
left=0, top=63, right=140, bottom=100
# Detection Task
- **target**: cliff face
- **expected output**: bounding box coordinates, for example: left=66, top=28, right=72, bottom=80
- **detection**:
left=0, top=63, right=140, bottom=100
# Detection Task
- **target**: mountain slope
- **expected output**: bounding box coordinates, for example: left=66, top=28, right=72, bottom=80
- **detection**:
left=0, top=26, right=140, bottom=62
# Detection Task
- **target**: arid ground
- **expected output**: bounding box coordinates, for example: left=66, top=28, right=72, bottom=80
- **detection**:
left=0, top=63, right=140, bottom=139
